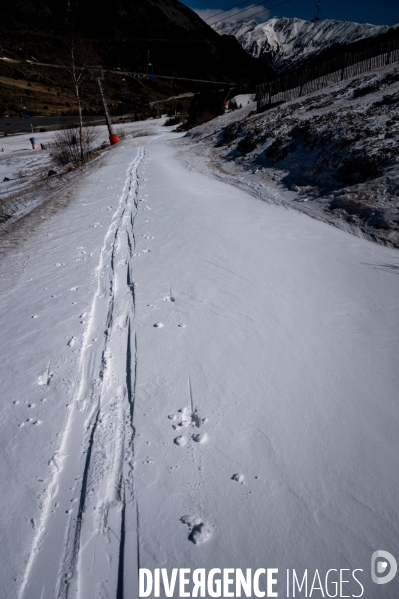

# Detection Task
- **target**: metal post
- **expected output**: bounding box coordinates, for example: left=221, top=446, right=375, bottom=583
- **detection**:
left=90, top=66, right=118, bottom=144
left=95, top=77, right=114, bottom=137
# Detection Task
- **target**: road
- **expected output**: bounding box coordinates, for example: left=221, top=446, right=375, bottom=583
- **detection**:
left=0, top=115, right=107, bottom=135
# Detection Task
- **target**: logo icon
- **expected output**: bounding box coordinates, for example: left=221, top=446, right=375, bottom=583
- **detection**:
left=371, top=551, right=397, bottom=584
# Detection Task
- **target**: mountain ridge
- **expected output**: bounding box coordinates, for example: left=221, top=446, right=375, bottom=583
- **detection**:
left=0, top=0, right=273, bottom=117
left=214, top=16, right=399, bottom=73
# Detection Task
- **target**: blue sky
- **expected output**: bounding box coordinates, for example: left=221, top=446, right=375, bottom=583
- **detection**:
left=181, top=0, right=399, bottom=26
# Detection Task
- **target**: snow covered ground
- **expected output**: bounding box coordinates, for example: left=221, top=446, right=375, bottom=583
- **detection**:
left=0, top=120, right=164, bottom=227
left=1, top=124, right=399, bottom=598
left=182, top=63, right=399, bottom=248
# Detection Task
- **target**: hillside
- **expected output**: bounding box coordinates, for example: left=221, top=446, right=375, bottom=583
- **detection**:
left=182, top=62, right=399, bottom=247
left=0, top=0, right=273, bottom=118
left=214, top=17, right=398, bottom=73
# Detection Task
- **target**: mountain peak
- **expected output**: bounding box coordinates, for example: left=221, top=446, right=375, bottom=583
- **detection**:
left=213, top=16, right=396, bottom=73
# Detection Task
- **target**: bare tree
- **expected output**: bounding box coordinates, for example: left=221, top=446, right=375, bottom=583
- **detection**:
left=52, top=123, right=100, bottom=168
left=59, top=36, right=95, bottom=163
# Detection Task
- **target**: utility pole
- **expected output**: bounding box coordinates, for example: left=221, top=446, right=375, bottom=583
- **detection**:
left=313, top=0, right=321, bottom=22
left=91, top=67, right=119, bottom=145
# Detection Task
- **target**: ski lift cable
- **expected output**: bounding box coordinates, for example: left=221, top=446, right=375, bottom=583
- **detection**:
left=204, top=0, right=265, bottom=21
left=210, top=0, right=291, bottom=26
left=207, top=0, right=274, bottom=25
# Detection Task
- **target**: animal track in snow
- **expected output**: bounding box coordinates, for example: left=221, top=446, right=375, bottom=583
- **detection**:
left=67, top=337, right=76, bottom=347
left=190, top=523, right=210, bottom=544
left=177, top=407, right=191, bottom=428
left=192, top=432, right=207, bottom=443
left=180, top=516, right=211, bottom=544
left=153, top=322, right=164, bottom=328
left=231, top=473, right=245, bottom=484
left=174, top=436, right=186, bottom=446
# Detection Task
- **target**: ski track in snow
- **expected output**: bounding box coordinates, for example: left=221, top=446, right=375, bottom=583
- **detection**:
left=20, top=145, right=147, bottom=599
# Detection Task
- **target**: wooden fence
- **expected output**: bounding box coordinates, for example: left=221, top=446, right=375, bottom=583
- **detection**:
left=256, top=37, right=399, bottom=111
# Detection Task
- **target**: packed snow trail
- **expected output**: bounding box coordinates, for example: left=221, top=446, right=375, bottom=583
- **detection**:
left=0, top=130, right=399, bottom=597
left=20, top=145, right=146, bottom=598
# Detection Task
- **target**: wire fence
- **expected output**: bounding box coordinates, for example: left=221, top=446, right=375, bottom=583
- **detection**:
left=256, top=37, right=399, bottom=110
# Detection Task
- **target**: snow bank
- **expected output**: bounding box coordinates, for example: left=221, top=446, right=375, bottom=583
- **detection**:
left=182, top=62, right=399, bottom=248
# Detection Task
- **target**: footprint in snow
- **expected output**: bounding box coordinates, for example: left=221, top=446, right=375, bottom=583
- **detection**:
left=192, top=432, right=207, bottom=443
left=67, top=337, right=76, bottom=347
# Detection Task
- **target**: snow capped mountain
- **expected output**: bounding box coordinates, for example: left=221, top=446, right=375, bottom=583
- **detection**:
left=214, top=17, right=394, bottom=72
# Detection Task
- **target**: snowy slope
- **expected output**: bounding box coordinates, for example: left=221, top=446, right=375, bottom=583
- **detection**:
left=183, top=62, right=399, bottom=248
left=214, top=17, right=394, bottom=72
left=1, top=126, right=399, bottom=598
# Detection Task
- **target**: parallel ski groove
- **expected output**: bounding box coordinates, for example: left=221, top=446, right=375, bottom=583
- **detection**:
left=21, top=144, right=147, bottom=599
left=116, top=486, right=126, bottom=599
left=60, top=408, right=100, bottom=597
